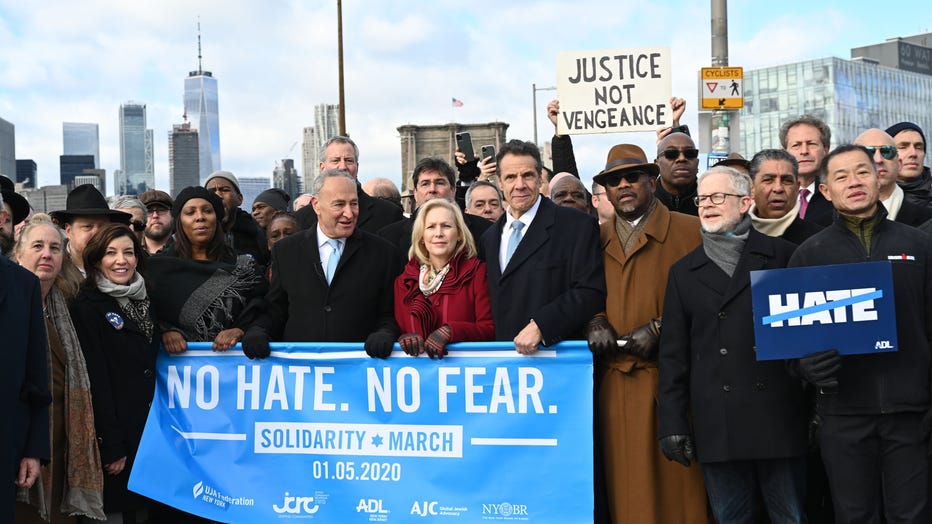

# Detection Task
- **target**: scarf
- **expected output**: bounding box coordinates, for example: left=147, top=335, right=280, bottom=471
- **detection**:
left=613, top=198, right=657, bottom=253
left=18, top=286, right=105, bottom=520
left=419, top=263, right=451, bottom=297
left=880, top=184, right=905, bottom=221
left=398, top=253, right=481, bottom=337
left=749, top=199, right=800, bottom=238
left=701, top=214, right=751, bottom=277
left=96, top=272, right=154, bottom=342
left=148, top=254, right=264, bottom=342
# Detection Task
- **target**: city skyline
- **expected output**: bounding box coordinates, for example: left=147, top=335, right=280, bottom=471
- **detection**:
left=0, top=1, right=930, bottom=195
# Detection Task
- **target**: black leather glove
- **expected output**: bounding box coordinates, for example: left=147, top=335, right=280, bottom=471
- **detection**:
left=660, top=434, right=696, bottom=467
left=365, top=330, right=396, bottom=359
left=795, top=350, right=841, bottom=390
left=425, top=325, right=452, bottom=360
left=620, top=318, right=661, bottom=360
left=241, top=327, right=271, bottom=360
left=586, top=316, right=618, bottom=358
left=398, top=333, right=425, bottom=357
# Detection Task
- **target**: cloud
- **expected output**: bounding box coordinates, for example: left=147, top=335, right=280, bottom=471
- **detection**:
left=0, top=0, right=926, bottom=194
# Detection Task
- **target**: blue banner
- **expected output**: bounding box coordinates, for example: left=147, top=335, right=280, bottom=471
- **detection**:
left=128, top=342, right=594, bottom=523
left=750, top=261, right=898, bottom=360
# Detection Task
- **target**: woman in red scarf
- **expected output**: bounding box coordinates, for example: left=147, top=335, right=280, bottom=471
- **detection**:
left=394, top=199, right=494, bottom=358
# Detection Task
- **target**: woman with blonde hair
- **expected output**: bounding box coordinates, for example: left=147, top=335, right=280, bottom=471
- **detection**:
left=14, top=214, right=104, bottom=523
left=393, top=198, right=494, bottom=358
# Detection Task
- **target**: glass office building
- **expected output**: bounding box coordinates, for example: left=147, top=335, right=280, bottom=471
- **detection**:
left=739, top=57, right=932, bottom=155
left=0, top=117, right=14, bottom=179
left=118, top=102, right=155, bottom=196
left=302, top=104, right=340, bottom=192
left=185, top=70, right=221, bottom=184
left=63, top=122, right=100, bottom=168
left=169, top=121, right=200, bottom=197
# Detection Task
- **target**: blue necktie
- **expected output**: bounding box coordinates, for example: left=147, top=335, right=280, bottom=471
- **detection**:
left=504, top=221, right=525, bottom=268
left=325, top=239, right=341, bottom=284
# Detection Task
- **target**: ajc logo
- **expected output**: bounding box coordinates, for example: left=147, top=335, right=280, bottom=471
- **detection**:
left=410, top=500, right=438, bottom=517
left=273, top=492, right=320, bottom=515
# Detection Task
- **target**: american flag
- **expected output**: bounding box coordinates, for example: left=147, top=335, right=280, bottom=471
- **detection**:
left=451, top=97, right=464, bottom=107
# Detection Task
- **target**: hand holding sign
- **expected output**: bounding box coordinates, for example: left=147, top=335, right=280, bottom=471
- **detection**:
left=793, top=349, right=841, bottom=390
left=556, top=46, right=672, bottom=135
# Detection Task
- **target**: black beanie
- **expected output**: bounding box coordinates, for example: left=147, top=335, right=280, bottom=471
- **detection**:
left=885, top=122, right=926, bottom=146
left=254, top=188, right=291, bottom=211
left=172, top=186, right=225, bottom=222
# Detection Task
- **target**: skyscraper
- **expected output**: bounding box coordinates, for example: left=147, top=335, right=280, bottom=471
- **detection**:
left=238, top=177, right=270, bottom=211
left=0, top=116, right=14, bottom=179
left=16, top=159, right=36, bottom=188
left=273, top=158, right=300, bottom=199
left=63, top=122, right=100, bottom=168
left=301, top=104, right=340, bottom=191
left=169, top=120, right=200, bottom=197
left=117, top=102, right=154, bottom=196
left=60, top=154, right=95, bottom=189
left=184, top=25, right=221, bottom=184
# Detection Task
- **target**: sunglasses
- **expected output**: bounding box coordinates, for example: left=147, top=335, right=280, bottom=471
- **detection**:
left=863, top=145, right=898, bottom=160
left=601, top=170, right=649, bottom=187
left=661, top=148, right=699, bottom=161
left=131, top=221, right=145, bottom=232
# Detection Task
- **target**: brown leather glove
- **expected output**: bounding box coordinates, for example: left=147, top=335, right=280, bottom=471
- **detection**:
left=586, top=316, right=618, bottom=358
left=619, top=318, right=661, bottom=360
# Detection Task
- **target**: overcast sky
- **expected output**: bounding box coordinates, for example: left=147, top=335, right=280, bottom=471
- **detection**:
left=1, top=0, right=929, bottom=195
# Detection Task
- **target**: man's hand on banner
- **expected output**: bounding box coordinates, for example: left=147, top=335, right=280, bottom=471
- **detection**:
left=585, top=316, right=618, bottom=358
left=365, top=330, right=396, bottom=359
left=242, top=327, right=271, bottom=359
left=619, top=319, right=661, bottom=360
left=660, top=434, right=696, bottom=467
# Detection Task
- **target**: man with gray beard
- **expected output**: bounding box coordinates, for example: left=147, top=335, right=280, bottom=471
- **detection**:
left=659, top=165, right=808, bottom=523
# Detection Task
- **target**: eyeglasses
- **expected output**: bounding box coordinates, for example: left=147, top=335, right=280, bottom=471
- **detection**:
left=601, top=170, right=649, bottom=187
left=131, top=221, right=145, bottom=232
left=863, top=145, right=898, bottom=160
left=693, top=193, right=744, bottom=206
left=661, top=148, right=699, bottom=161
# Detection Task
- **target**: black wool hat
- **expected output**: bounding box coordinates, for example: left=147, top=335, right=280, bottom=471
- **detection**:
left=172, top=186, right=225, bottom=222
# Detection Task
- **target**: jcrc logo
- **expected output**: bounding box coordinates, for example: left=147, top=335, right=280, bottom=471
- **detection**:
left=357, top=499, right=389, bottom=514
left=273, top=492, right=320, bottom=514
left=482, top=502, right=529, bottom=517
left=410, top=500, right=438, bottom=517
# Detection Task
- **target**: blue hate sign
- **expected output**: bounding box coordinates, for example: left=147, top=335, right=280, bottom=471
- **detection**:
left=750, top=261, right=898, bottom=360
left=128, top=342, right=594, bottom=523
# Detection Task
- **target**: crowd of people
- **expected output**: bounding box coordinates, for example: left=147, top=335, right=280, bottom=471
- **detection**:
left=3, top=99, right=932, bottom=523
